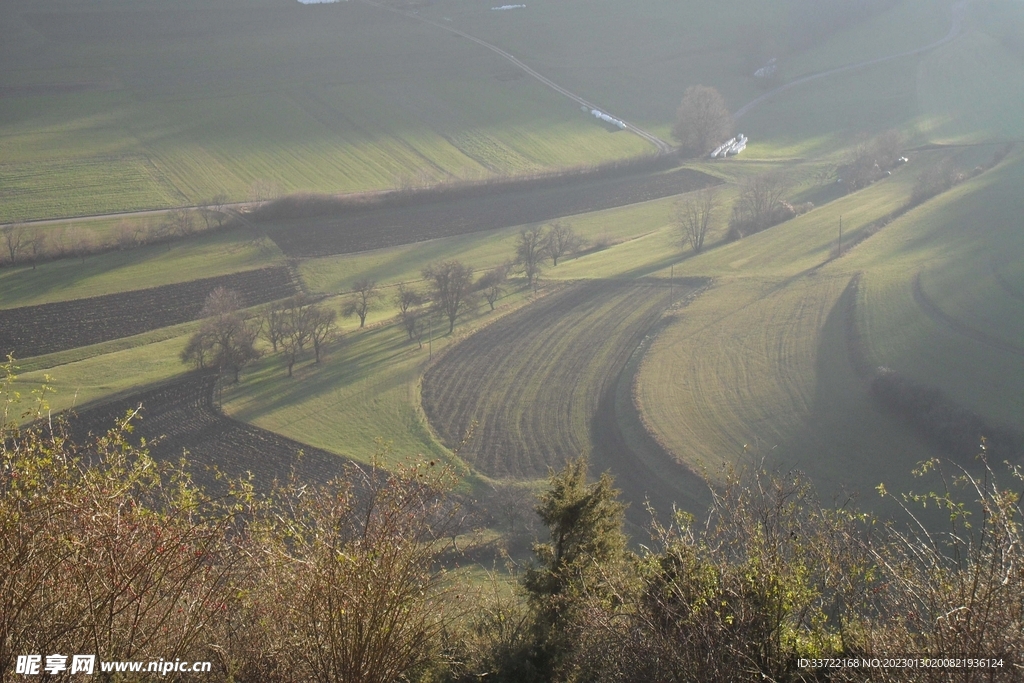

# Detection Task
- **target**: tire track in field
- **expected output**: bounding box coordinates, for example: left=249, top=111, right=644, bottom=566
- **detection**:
left=913, top=272, right=1024, bottom=358
left=992, top=259, right=1024, bottom=305
left=840, top=273, right=873, bottom=379
left=734, top=0, right=970, bottom=120
left=421, top=279, right=709, bottom=519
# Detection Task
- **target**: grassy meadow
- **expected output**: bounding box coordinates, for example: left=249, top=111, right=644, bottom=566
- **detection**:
left=0, top=0, right=652, bottom=224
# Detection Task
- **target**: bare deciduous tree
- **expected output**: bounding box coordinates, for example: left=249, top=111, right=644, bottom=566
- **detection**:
left=395, top=283, right=422, bottom=317
left=114, top=220, right=147, bottom=251
left=165, top=208, right=196, bottom=239
left=25, top=228, right=46, bottom=270
left=514, top=226, right=548, bottom=286
left=395, top=283, right=424, bottom=342
left=343, top=279, right=380, bottom=328
left=308, top=303, right=337, bottom=364
left=1, top=224, right=26, bottom=266
left=182, top=288, right=260, bottom=382
left=259, top=303, right=288, bottom=353
left=677, top=186, right=719, bottom=254
left=729, top=171, right=791, bottom=238
left=477, top=265, right=508, bottom=311
left=68, top=227, right=95, bottom=263
left=547, top=221, right=585, bottom=266
left=672, top=85, right=733, bottom=157
left=423, top=260, right=474, bottom=334
left=281, top=296, right=314, bottom=377
left=490, top=481, right=534, bottom=537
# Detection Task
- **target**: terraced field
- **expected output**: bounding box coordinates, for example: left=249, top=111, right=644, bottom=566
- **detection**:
left=262, top=166, right=716, bottom=258
left=0, top=266, right=297, bottom=358
left=636, top=148, right=1024, bottom=503
left=421, top=279, right=710, bottom=517
left=66, top=373, right=346, bottom=487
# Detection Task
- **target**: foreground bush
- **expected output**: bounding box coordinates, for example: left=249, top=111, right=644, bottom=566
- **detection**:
left=1, top=361, right=462, bottom=683
left=3, top=361, right=1022, bottom=681
left=456, top=458, right=1023, bottom=683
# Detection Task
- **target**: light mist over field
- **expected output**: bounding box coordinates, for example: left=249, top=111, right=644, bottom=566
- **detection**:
left=3, top=0, right=1024, bottom=679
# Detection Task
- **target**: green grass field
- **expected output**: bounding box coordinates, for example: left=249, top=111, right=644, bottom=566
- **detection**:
left=637, top=149, right=1024, bottom=501
left=0, top=0, right=652, bottom=223
left=4, top=0, right=1023, bottom=523
left=0, top=228, right=283, bottom=308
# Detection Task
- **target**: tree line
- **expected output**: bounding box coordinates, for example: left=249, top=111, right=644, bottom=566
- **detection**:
left=0, top=199, right=233, bottom=269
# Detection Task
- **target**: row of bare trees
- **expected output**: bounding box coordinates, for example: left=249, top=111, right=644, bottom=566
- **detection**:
left=340, top=258, right=505, bottom=346
left=181, top=288, right=338, bottom=380
left=512, top=221, right=586, bottom=286
left=0, top=198, right=233, bottom=269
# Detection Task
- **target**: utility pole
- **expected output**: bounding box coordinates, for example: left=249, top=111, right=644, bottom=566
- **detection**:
left=670, top=264, right=674, bottom=298
left=838, top=215, right=842, bottom=258
left=428, top=316, right=432, bottom=360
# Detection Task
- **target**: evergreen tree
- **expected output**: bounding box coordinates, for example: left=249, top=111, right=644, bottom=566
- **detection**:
left=521, top=457, right=627, bottom=679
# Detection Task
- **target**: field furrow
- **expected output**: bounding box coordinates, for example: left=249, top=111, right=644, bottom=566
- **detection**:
left=419, top=278, right=697, bottom=485
left=0, top=266, right=298, bottom=358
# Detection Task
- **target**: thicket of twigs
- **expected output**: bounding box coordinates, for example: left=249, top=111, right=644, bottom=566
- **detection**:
left=3, top=360, right=1022, bottom=682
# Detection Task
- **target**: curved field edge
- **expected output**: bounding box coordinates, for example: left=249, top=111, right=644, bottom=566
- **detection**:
left=632, top=273, right=937, bottom=501
left=63, top=373, right=348, bottom=487
left=420, top=279, right=710, bottom=518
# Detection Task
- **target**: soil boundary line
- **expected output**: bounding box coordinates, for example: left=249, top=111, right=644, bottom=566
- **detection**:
left=913, top=271, right=1024, bottom=358
left=734, top=0, right=970, bottom=120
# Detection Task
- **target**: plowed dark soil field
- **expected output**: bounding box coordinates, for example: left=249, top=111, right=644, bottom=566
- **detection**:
left=264, top=168, right=718, bottom=257
left=65, top=373, right=346, bottom=486
left=421, top=279, right=710, bottom=520
left=0, top=267, right=299, bottom=358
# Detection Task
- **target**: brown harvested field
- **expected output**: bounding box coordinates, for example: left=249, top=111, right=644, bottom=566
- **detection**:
left=64, top=373, right=347, bottom=487
left=421, top=279, right=711, bottom=520
left=262, top=167, right=718, bottom=257
left=0, top=267, right=298, bottom=359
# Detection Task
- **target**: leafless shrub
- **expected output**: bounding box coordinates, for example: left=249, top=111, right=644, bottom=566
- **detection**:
left=868, top=456, right=1024, bottom=680
left=728, top=171, right=792, bottom=239
left=1, top=364, right=254, bottom=675
left=840, top=130, right=904, bottom=191
left=677, top=186, right=719, bottom=254
left=910, top=159, right=965, bottom=206
left=230, top=450, right=465, bottom=683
